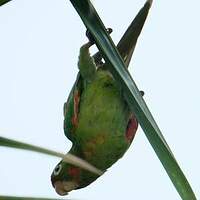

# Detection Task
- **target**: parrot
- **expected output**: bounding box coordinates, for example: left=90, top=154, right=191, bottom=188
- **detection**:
left=51, top=0, right=152, bottom=195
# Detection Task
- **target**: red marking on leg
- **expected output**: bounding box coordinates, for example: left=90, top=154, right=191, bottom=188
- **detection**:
left=126, top=115, right=138, bottom=142
left=71, top=90, right=80, bottom=127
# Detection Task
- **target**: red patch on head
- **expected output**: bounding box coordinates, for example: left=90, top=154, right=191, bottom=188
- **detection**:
left=126, top=115, right=138, bottom=142
left=71, top=90, right=80, bottom=127
left=68, top=167, right=80, bottom=177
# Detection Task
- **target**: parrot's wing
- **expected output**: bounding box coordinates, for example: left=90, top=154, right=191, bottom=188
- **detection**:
left=63, top=73, right=83, bottom=142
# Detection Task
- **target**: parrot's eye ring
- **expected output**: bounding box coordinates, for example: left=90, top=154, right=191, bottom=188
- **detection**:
left=54, top=164, right=62, bottom=176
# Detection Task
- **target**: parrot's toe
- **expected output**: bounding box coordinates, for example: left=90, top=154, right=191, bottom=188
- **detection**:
left=86, top=27, right=113, bottom=45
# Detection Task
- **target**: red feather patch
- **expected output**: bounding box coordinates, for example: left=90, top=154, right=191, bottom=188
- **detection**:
left=71, top=90, right=80, bottom=128
left=126, top=115, right=138, bottom=142
left=68, top=167, right=80, bottom=177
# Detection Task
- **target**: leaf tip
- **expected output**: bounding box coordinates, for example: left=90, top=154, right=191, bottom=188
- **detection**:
left=147, top=0, right=153, bottom=6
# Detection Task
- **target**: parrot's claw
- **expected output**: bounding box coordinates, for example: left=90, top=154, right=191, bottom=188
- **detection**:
left=106, top=28, right=113, bottom=35
left=86, top=28, right=113, bottom=65
left=140, top=91, right=145, bottom=96
left=86, top=28, right=113, bottom=45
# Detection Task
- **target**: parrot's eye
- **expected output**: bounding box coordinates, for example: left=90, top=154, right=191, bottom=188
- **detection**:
left=53, top=164, right=62, bottom=176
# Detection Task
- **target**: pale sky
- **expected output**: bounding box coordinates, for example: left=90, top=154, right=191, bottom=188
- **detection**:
left=0, top=0, right=199, bottom=199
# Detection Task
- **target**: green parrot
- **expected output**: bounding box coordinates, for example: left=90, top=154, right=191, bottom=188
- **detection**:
left=51, top=1, right=152, bottom=195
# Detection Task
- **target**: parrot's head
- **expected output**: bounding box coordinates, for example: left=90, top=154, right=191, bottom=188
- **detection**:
left=51, top=159, right=100, bottom=195
left=51, top=161, right=81, bottom=195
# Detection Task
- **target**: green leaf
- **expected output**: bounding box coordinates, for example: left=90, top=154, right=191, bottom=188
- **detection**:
left=0, top=196, right=64, bottom=200
left=69, top=0, right=196, bottom=199
left=92, top=1, right=150, bottom=68
left=116, top=1, right=151, bottom=67
left=0, top=0, right=12, bottom=6
left=0, top=136, right=103, bottom=175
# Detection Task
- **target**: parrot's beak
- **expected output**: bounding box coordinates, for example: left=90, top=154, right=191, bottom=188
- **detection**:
left=53, top=180, right=79, bottom=196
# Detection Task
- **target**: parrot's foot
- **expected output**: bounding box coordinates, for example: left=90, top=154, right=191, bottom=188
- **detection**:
left=140, top=90, right=145, bottom=96
left=81, top=41, right=93, bottom=50
left=86, top=28, right=113, bottom=45
left=86, top=28, right=113, bottom=66
left=82, top=28, right=113, bottom=49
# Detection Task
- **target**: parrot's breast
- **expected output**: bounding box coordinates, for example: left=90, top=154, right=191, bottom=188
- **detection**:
left=75, top=69, right=136, bottom=170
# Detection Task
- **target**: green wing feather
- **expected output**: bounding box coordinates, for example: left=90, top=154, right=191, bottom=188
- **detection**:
left=63, top=73, right=83, bottom=142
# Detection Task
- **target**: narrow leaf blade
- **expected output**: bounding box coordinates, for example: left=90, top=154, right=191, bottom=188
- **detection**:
left=0, top=196, right=64, bottom=200
left=69, top=0, right=196, bottom=199
left=0, top=136, right=103, bottom=175
left=0, top=0, right=12, bottom=6
left=92, top=2, right=151, bottom=68
left=116, top=1, right=151, bottom=67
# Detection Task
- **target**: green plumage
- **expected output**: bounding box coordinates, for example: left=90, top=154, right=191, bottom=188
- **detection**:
left=76, top=68, right=132, bottom=167
left=51, top=1, right=151, bottom=195
left=52, top=46, right=137, bottom=192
